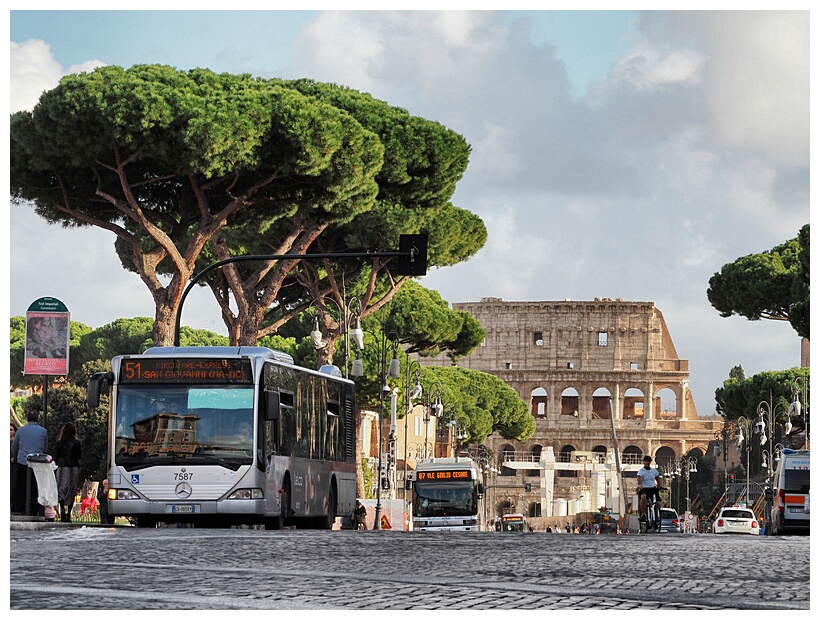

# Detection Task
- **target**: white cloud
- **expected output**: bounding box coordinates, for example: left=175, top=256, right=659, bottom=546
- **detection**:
left=10, top=40, right=63, bottom=113
left=606, top=40, right=706, bottom=92
left=10, top=39, right=106, bottom=113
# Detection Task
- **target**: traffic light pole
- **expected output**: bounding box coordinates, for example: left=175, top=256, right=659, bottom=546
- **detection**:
left=173, top=234, right=427, bottom=346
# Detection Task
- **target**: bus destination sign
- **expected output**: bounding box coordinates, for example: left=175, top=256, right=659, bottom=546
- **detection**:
left=417, top=470, right=471, bottom=482
left=121, top=358, right=253, bottom=384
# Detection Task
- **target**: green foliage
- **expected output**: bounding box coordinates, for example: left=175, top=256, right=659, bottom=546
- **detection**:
left=10, top=64, right=484, bottom=347
left=360, top=458, right=375, bottom=500
left=72, top=317, right=156, bottom=368
left=715, top=367, right=809, bottom=426
left=418, top=366, right=534, bottom=444
left=707, top=225, right=809, bottom=338
left=377, top=280, right=485, bottom=360
left=789, top=224, right=810, bottom=338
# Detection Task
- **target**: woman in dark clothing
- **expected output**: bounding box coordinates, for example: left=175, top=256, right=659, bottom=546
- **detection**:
left=54, top=422, right=82, bottom=522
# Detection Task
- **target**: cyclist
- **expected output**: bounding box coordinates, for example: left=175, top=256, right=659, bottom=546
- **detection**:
left=636, top=454, right=662, bottom=525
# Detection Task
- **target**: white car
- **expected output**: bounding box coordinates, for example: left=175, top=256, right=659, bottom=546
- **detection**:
left=713, top=507, right=759, bottom=535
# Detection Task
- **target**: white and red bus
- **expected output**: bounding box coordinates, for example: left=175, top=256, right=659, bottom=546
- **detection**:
left=88, top=346, right=356, bottom=529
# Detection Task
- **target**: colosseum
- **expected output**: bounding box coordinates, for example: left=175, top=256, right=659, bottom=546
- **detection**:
left=440, top=297, right=723, bottom=529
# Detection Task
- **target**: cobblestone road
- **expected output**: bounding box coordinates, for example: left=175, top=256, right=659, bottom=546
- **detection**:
left=8, top=523, right=811, bottom=610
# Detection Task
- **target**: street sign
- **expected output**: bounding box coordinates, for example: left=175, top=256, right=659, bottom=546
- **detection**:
left=397, top=233, right=428, bottom=276
left=24, top=297, right=70, bottom=375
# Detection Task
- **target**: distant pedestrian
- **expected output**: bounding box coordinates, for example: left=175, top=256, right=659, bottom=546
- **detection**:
left=353, top=500, right=367, bottom=530
left=54, top=422, right=82, bottom=522
left=10, top=410, right=48, bottom=516
left=97, top=479, right=114, bottom=525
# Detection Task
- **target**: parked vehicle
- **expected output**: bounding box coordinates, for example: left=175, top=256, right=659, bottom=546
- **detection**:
left=713, top=507, right=759, bottom=535
left=769, top=449, right=810, bottom=535
left=659, top=508, right=682, bottom=533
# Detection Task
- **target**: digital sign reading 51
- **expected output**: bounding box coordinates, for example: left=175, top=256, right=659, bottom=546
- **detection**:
left=416, top=470, right=471, bottom=481
left=121, top=358, right=253, bottom=384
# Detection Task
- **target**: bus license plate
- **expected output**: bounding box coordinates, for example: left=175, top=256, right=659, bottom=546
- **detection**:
left=789, top=507, right=804, bottom=513
left=169, top=505, right=198, bottom=514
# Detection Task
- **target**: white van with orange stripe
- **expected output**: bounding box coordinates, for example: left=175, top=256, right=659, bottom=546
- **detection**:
left=769, top=449, right=810, bottom=535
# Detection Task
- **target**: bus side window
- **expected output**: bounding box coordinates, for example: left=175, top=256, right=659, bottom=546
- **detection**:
left=279, top=390, right=296, bottom=457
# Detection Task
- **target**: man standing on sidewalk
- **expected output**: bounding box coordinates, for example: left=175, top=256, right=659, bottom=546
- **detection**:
left=10, top=410, right=48, bottom=516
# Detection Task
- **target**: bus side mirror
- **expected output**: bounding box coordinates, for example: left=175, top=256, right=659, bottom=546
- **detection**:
left=405, top=478, right=412, bottom=491
left=265, top=390, right=281, bottom=420
left=87, top=372, right=114, bottom=408
left=477, top=483, right=485, bottom=498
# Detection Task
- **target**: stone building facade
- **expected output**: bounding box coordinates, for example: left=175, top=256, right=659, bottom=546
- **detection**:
left=439, top=297, right=723, bottom=528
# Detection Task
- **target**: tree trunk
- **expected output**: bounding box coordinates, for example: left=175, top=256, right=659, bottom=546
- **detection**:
left=152, top=294, right=180, bottom=346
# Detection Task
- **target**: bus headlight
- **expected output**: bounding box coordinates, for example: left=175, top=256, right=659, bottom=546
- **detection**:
left=227, top=488, right=263, bottom=500
left=114, top=489, right=141, bottom=500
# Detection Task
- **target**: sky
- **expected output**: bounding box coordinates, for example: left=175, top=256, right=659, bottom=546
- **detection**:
left=4, top=6, right=813, bottom=421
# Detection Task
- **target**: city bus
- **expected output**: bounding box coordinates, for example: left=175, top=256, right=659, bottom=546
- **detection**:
left=410, top=457, right=484, bottom=531
left=87, top=346, right=357, bottom=529
left=499, top=513, right=527, bottom=531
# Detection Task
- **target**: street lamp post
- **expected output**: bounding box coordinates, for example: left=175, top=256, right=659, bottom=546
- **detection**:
left=757, top=394, right=791, bottom=485
left=714, top=426, right=730, bottom=500
left=465, top=446, right=497, bottom=529
left=373, top=330, right=400, bottom=530
left=309, top=295, right=365, bottom=378
left=425, top=384, right=443, bottom=459
left=736, top=417, right=752, bottom=506
left=789, top=377, right=809, bottom=449
left=681, top=456, right=697, bottom=514
left=444, top=414, right=469, bottom=456
left=403, top=360, right=423, bottom=515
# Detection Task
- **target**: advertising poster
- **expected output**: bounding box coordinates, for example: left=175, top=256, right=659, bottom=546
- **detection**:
left=24, top=297, right=70, bottom=376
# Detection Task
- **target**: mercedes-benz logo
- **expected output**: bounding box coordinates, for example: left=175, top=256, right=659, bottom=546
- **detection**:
left=175, top=482, right=192, bottom=499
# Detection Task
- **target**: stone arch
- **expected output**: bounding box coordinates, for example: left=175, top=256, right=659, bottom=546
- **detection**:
left=500, top=442, right=516, bottom=476
left=561, top=387, right=579, bottom=417
left=591, top=444, right=608, bottom=463
left=531, top=386, right=548, bottom=418
left=622, top=444, right=643, bottom=466
left=592, top=387, right=611, bottom=419
left=655, top=446, right=677, bottom=468
left=498, top=499, right=514, bottom=518
left=558, top=443, right=576, bottom=462
left=687, top=447, right=705, bottom=459
left=558, top=443, right=577, bottom=478
left=623, top=388, right=645, bottom=420
left=655, top=387, right=678, bottom=419
left=529, top=444, right=542, bottom=476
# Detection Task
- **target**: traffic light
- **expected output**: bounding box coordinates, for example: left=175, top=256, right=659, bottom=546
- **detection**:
left=728, top=474, right=735, bottom=483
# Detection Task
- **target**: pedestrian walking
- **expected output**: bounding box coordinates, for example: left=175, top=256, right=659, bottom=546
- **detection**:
left=353, top=500, right=367, bottom=530
left=54, top=422, right=82, bottom=522
left=97, top=479, right=114, bottom=525
left=10, top=410, right=48, bottom=516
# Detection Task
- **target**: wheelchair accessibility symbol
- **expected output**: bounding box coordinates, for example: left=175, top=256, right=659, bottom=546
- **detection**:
left=131, top=474, right=140, bottom=484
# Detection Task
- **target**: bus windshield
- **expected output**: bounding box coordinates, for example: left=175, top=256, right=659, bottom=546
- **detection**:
left=114, top=384, right=255, bottom=471
left=413, top=481, right=477, bottom=518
